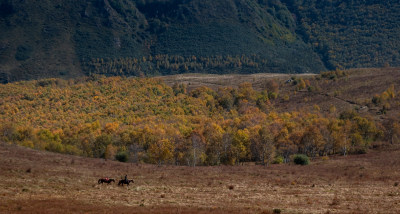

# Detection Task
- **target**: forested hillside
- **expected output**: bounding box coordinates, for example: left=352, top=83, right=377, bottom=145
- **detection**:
left=1, top=0, right=399, bottom=82
left=1, top=70, right=399, bottom=165
left=282, top=0, right=400, bottom=69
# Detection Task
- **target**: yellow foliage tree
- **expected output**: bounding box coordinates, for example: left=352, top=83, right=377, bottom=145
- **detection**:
left=232, top=129, right=250, bottom=164
left=104, top=144, right=117, bottom=160
left=148, top=139, right=175, bottom=165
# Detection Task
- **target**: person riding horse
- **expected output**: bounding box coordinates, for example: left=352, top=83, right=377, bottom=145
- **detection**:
left=118, top=175, right=134, bottom=186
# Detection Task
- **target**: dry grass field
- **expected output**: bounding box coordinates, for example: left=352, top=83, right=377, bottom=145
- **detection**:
left=159, top=73, right=315, bottom=92
left=160, top=67, right=400, bottom=119
left=1, top=142, right=400, bottom=214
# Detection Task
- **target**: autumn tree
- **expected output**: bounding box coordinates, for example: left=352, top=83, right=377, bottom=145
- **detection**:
left=237, top=82, right=257, bottom=103
left=251, top=125, right=276, bottom=166
left=190, top=129, right=206, bottom=167
left=263, top=79, right=279, bottom=94
left=232, top=129, right=251, bottom=165
left=275, top=125, right=296, bottom=163
left=220, top=127, right=235, bottom=165
left=37, top=129, right=63, bottom=153
left=93, top=134, right=112, bottom=158
left=217, top=87, right=235, bottom=110
left=172, top=83, right=187, bottom=95
left=148, top=139, right=175, bottom=165
left=337, top=120, right=352, bottom=156
left=203, top=122, right=224, bottom=165
left=300, top=125, right=324, bottom=158
left=383, top=119, right=400, bottom=145
left=104, top=144, right=117, bottom=160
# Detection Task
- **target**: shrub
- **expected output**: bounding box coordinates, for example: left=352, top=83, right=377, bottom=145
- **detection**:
left=268, top=92, right=278, bottom=100
left=64, top=145, right=82, bottom=156
left=272, top=156, right=284, bottom=164
left=293, top=154, right=309, bottom=165
left=273, top=208, right=282, bottom=214
left=350, top=146, right=367, bottom=155
left=321, top=156, right=329, bottom=161
left=115, top=151, right=129, bottom=162
left=20, top=140, right=34, bottom=149
left=45, top=140, right=64, bottom=153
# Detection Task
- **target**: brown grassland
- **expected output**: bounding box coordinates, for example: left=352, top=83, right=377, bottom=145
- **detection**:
left=160, top=67, right=400, bottom=117
left=1, top=141, right=400, bottom=214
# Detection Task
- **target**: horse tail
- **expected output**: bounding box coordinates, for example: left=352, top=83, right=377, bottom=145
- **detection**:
left=98, top=179, right=101, bottom=184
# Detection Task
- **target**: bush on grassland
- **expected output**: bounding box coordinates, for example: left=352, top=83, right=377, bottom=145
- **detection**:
left=116, top=151, right=129, bottom=162
left=293, top=154, right=309, bottom=165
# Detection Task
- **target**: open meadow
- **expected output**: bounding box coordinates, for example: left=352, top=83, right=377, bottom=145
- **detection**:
left=1, top=142, right=400, bottom=214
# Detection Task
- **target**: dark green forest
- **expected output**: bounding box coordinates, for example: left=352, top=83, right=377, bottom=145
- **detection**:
left=283, top=0, right=400, bottom=69
left=0, top=0, right=399, bottom=82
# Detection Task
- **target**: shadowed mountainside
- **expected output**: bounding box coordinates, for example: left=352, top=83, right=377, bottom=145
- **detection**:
left=1, top=0, right=400, bottom=82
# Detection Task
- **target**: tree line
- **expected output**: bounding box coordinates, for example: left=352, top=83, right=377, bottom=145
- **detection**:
left=81, top=54, right=270, bottom=77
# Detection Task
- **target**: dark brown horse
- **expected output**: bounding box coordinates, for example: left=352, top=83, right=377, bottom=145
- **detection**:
left=118, top=179, right=134, bottom=186
left=98, top=178, right=115, bottom=184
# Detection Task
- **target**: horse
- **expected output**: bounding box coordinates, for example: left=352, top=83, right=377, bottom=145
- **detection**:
left=118, top=179, right=134, bottom=186
left=98, top=178, right=115, bottom=184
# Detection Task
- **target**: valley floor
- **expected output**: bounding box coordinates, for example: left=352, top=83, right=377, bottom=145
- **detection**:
left=1, top=142, right=400, bottom=213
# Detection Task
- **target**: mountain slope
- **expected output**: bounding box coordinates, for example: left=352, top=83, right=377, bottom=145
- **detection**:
left=1, top=0, right=400, bottom=82
left=282, top=0, right=400, bottom=69
left=0, top=0, right=146, bottom=82
left=0, top=0, right=323, bottom=82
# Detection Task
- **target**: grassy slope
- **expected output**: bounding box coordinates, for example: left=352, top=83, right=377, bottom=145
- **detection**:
left=274, top=67, right=400, bottom=121
left=160, top=67, right=400, bottom=121
left=1, top=141, right=400, bottom=213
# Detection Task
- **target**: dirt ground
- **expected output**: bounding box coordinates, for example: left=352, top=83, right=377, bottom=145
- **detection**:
left=1, top=142, right=400, bottom=214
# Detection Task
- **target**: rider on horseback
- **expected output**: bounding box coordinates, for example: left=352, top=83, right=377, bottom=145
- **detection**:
left=118, top=175, right=133, bottom=186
